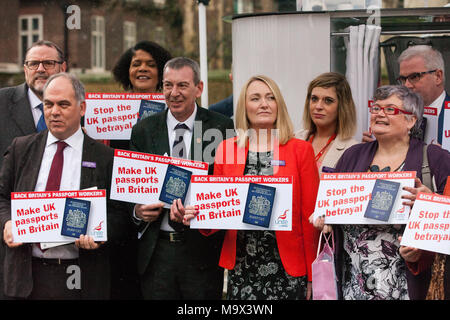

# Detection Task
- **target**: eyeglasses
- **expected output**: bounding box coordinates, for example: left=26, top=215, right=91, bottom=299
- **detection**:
left=24, top=60, right=62, bottom=70
left=369, top=104, right=413, bottom=115
left=396, top=70, right=437, bottom=85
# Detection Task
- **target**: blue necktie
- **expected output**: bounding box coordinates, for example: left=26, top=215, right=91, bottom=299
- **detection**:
left=36, top=103, right=47, bottom=132
left=172, top=123, right=189, bottom=159
left=437, top=100, right=447, bottom=145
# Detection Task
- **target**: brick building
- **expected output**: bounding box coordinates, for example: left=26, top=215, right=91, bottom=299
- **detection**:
left=0, top=0, right=233, bottom=86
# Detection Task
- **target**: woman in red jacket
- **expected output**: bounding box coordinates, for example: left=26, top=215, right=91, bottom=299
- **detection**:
left=183, top=75, right=320, bottom=300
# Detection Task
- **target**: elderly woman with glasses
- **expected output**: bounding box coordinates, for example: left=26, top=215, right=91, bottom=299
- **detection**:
left=314, top=85, right=450, bottom=300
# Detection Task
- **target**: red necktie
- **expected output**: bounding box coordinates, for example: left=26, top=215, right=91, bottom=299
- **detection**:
left=45, top=141, right=68, bottom=191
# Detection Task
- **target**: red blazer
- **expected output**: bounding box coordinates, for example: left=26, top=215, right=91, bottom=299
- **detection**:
left=206, top=137, right=320, bottom=280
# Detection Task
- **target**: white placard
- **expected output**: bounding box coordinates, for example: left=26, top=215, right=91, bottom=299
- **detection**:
left=11, top=190, right=107, bottom=243
left=400, top=192, right=450, bottom=255
left=313, top=171, right=416, bottom=224
left=84, top=92, right=165, bottom=140
left=189, top=175, right=293, bottom=230
left=110, top=149, right=209, bottom=206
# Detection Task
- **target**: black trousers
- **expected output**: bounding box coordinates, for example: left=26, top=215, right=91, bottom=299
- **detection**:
left=140, top=235, right=224, bottom=300
left=28, top=258, right=81, bottom=300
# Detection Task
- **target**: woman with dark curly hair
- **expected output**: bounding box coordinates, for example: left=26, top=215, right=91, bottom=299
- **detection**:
left=109, top=41, right=171, bottom=151
left=113, top=40, right=172, bottom=93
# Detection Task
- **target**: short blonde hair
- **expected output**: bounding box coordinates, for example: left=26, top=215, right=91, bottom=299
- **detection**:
left=303, top=72, right=356, bottom=140
left=235, top=75, right=294, bottom=147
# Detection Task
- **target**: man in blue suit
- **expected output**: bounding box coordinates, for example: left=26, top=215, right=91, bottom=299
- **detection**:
left=363, top=45, right=449, bottom=150
left=0, top=40, right=66, bottom=300
left=0, top=40, right=67, bottom=169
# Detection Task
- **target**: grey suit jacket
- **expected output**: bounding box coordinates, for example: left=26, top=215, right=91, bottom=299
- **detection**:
left=0, top=83, right=37, bottom=170
left=0, top=130, right=125, bottom=299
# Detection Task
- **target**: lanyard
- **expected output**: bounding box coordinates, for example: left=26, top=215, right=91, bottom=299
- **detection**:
left=309, top=133, right=337, bottom=162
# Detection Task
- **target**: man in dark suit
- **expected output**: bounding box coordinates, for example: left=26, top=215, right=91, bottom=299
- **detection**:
left=397, top=45, right=449, bottom=149
left=363, top=45, right=449, bottom=149
left=0, top=73, right=124, bottom=299
left=130, top=57, right=234, bottom=299
left=0, top=40, right=66, bottom=169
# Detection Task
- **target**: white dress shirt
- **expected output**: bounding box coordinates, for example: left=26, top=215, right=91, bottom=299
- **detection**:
left=166, top=104, right=197, bottom=158
left=32, top=127, right=84, bottom=259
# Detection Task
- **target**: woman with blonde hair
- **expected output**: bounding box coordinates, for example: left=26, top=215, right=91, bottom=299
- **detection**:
left=296, top=72, right=357, bottom=173
left=184, top=75, right=320, bottom=300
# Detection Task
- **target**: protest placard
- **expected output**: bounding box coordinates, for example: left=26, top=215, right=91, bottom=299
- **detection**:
left=110, top=149, right=209, bottom=206
left=11, top=190, right=107, bottom=243
left=400, top=192, right=450, bottom=255
left=189, top=175, right=293, bottom=230
left=313, top=171, right=416, bottom=224
left=84, top=92, right=165, bottom=140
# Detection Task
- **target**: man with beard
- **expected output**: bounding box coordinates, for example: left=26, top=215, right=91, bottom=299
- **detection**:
left=0, top=40, right=66, bottom=300
left=0, top=40, right=67, bottom=169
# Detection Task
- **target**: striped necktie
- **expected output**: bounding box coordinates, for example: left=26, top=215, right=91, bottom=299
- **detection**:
left=172, top=123, right=189, bottom=159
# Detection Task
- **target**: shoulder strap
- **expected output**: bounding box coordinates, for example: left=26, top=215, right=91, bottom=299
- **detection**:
left=421, top=144, right=436, bottom=192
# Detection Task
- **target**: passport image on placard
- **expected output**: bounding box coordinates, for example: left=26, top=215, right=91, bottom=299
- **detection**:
left=243, top=183, right=276, bottom=228
left=138, top=100, right=165, bottom=121
left=61, top=198, right=91, bottom=238
left=364, top=179, right=400, bottom=222
left=159, top=164, right=192, bottom=205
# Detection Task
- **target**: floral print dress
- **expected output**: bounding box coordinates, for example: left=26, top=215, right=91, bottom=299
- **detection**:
left=226, top=150, right=308, bottom=300
left=341, top=224, right=409, bottom=300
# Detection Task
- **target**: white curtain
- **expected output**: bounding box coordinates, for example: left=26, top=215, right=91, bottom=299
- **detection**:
left=345, top=24, right=381, bottom=142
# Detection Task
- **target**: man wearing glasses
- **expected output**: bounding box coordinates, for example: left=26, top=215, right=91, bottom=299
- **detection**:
left=397, top=45, right=449, bottom=149
left=0, top=40, right=65, bottom=300
left=0, top=40, right=66, bottom=169
left=363, top=45, right=448, bottom=150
